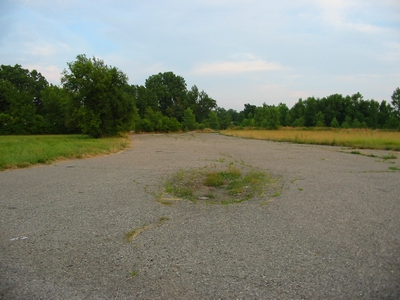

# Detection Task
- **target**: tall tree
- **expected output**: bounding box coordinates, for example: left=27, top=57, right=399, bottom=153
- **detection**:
left=181, top=107, right=196, bottom=131
left=145, top=72, right=187, bottom=121
left=61, top=54, right=136, bottom=137
left=196, top=89, right=217, bottom=123
left=391, top=87, right=400, bottom=119
left=40, top=85, right=70, bottom=133
left=243, top=103, right=257, bottom=119
left=277, top=103, right=289, bottom=126
left=0, top=64, right=48, bottom=134
left=186, top=85, right=217, bottom=123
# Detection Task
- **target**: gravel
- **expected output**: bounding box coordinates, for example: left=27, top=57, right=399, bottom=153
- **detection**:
left=1, top=132, right=399, bottom=299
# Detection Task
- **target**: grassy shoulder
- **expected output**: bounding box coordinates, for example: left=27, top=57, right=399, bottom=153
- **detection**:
left=221, top=128, right=400, bottom=151
left=0, top=134, right=130, bottom=171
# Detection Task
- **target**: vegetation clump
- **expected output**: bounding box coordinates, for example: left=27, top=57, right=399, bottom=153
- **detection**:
left=164, top=161, right=280, bottom=205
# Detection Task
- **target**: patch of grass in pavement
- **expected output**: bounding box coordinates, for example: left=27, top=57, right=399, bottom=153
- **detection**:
left=346, top=150, right=397, bottom=161
left=389, top=166, right=400, bottom=171
left=125, top=217, right=170, bottom=242
left=164, top=160, right=281, bottom=205
left=382, top=154, right=397, bottom=160
left=128, top=270, right=139, bottom=277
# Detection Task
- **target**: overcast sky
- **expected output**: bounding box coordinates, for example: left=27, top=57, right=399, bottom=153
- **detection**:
left=1, top=0, right=399, bottom=110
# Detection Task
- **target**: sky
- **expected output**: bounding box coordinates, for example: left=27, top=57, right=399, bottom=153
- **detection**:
left=1, top=0, right=400, bottom=111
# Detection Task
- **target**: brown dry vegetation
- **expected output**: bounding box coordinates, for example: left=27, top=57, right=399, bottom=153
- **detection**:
left=221, top=128, right=400, bottom=151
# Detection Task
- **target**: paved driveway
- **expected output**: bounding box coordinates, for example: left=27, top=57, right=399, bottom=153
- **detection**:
left=1, top=133, right=399, bottom=299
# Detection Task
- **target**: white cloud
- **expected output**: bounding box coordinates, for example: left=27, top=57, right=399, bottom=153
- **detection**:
left=314, top=0, right=387, bottom=33
left=192, top=58, right=286, bottom=75
left=24, top=43, right=57, bottom=56
left=24, top=64, right=63, bottom=84
left=380, top=43, right=400, bottom=62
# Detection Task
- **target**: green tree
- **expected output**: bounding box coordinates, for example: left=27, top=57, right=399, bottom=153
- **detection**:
left=207, top=111, right=220, bottom=130
left=391, top=87, right=400, bottom=119
left=288, top=98, right=305, bottom=126
left=277, top=103, right=289, bottom=126
left=216, top=107, right=232, bottom=129
left=266, top=106, right=280, bottom=130
left=330, top=117, right=339, bottom=128
left=0, top=64, right=48, bottom=115
left=61, top=55, right=136, bottom=137
left=182, top=107, right=196, bottom=131
left=0, top=64, right=49, bottom=134
left=243, top=103, right=257, bottom=119
left=41, top=85, right=70, bottom=133
left=378, top=100, right=397, bottom=129
left=128, top=85, right=158, bottom=118
left=315, top=111, right=326, bottom=127
left=304, top=97, right=318, bottom=127
left=145, top=72, right=187, bottom=120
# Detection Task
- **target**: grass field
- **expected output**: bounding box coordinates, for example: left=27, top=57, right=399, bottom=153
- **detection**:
left=0, top=134, right=130, bottom=171
left=221, top=128, right=400, bottom=151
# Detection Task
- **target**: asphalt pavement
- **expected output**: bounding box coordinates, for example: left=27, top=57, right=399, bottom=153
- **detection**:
left=1, top=132, right=399, bottom=299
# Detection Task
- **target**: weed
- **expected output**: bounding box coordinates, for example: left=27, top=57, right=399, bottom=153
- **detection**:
left=204, top=171, right=226, bottom=187
left=125, top=217, right=169, bottom=242
left=298, top=188, right=303, bottom=191
left=128, top=270, right=139, bottom=277
left=272, top=183, right=284, bottom=197
left=125, top=224, right=150, bottom=241
left=389, top=166, right=400, bottom=171
left=159, top=216, right=170, bottom=222
left=158, top=199, right=174, bottom=206
left=382, top=154, right=397, bottom=160
left=351, top=151, right=362, bottom=155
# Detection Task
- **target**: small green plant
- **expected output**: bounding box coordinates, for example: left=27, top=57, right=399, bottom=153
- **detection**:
left=125, top=225, right=148, bottom=242
left=298, top=188, right=303, bottom=191
left=369, top=154, right=378, bottom=158
left=125, top=217, right=169, bottom=242
left=382, top=154, right=397, bottom=160
left=203, top=167, right=242, bottom=187
left=389, top=166, right=400, bottom=171
left=159, top=216, right=170, bottom=222
left=128, top=270, right=139, bottom=277
left=351, top=150, right=362, bottom=155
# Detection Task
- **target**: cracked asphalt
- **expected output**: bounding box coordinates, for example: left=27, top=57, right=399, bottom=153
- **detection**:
left=1, top=132, right=399, bottom=299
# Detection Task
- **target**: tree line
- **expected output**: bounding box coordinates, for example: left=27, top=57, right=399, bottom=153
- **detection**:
left=1, top=54, right=399, bottom=137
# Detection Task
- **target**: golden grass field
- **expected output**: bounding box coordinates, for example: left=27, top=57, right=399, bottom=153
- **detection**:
left=221, top=128, right=400, bottom=151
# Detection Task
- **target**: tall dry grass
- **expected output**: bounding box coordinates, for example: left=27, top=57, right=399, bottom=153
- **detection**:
left=221, top=128, right=400, bottom=150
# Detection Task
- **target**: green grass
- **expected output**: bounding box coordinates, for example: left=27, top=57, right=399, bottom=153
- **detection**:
left=389, top=166, right=400, bottom=171
left=345, top=150, right=397, bottom=160
left=128, top=270, right=139, bottom=277
left=164, top=160, right=280, bottom=205
left=382, top=154, right=397, bottom=160
left=0, top=134, right=130, bottom=170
